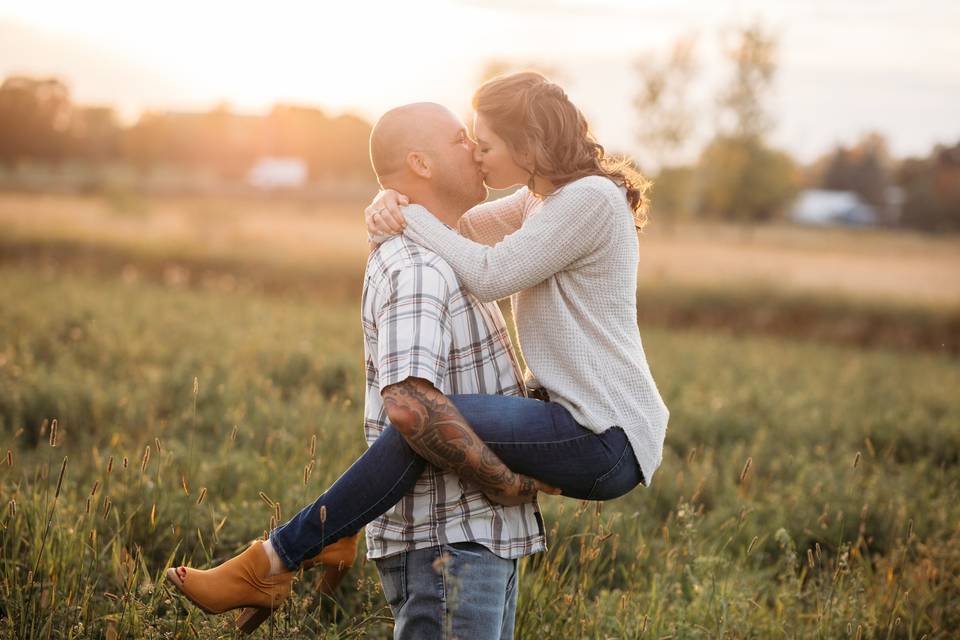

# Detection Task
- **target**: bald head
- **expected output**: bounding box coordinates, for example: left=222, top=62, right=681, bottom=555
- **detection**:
left=369, top=102, right=458, bottom=182
left=368, top=102, right=487, bottom=220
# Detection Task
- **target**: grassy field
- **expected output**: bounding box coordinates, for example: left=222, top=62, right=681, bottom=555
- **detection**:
left=1, top=192, right=959, bottom=638
left=2, top=192, right=958, bottom=357
left=1, top=262, right=958, bottom=638
left=2, top=192, right=959, bottom=306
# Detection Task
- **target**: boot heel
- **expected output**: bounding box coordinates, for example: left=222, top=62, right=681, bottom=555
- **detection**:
left=236, top=606, right=273, bottom=634
left=317, top=563, right=351, bottom=597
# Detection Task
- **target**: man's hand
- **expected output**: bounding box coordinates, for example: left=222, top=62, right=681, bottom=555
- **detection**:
left=484, top=475, right=561, bottom=507
left=382, top=377, right=561, bottom=505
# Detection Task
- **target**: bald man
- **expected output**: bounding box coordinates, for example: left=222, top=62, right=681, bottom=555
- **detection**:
left=362, top=103, right=545, bottom=640
left=363, top=104, right=546, bottom=638
left=262, top=103, right=544, bottom=638
left=257, top=102, right=543, bottom=638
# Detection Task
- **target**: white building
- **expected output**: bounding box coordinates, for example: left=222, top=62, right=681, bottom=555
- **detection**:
left=247, top=157, right=308, bottom=190
left=789, top=189, right=878, bottom=227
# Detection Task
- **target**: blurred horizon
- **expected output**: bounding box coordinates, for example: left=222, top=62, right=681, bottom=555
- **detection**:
left=1, top=0, right=959, bottom=165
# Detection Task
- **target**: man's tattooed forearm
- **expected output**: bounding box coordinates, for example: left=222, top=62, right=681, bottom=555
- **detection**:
left=516, top=476, right=536, bottom=496
left=382, top=380, right=521, bottom=495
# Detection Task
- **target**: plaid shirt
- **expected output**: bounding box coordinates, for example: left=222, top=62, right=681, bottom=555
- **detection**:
left=361, top=234, right=546, bottom=561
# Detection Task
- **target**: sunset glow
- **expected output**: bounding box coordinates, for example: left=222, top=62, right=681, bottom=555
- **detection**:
left=1, top=0, right=959, bottom=161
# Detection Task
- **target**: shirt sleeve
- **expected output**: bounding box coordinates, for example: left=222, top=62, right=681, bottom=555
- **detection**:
left=402, top=182, right=614, bottom=302
left=375, top=263, right=453, bottom=392
left=457, top=188, right=529, bottom=246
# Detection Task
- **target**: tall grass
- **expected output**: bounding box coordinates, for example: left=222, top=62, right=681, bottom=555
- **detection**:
left=1, top=265, right=958, bottom=638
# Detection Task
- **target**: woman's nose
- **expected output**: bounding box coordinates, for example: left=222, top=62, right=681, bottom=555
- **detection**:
left=473, top=147, right=483, bottom=163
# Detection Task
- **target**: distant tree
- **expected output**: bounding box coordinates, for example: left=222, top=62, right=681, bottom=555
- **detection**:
left=634, top=35, right=699, bottom=171
left=0, top=76, right=73, bottom=165
left=898, top=141, right=960, bottom=232
left=698, top=135, right=797, bottom=222
left=633, top=35, right=699, bottom=221
left=696, top=21, right=797, bottom=222
left=649, top=165, right=698, bottom=221
left=819, top=132, right=893, bottom=212
left=716, top=23, right=777, bottom=139
left=122, top=111, right=174, bottom=170
left=265, top=105, right=372, bottom=181
left=69, top=106, right=121, bottom=162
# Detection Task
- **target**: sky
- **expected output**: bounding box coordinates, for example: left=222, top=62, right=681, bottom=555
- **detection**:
left=1, top=0, right=958, bottom=166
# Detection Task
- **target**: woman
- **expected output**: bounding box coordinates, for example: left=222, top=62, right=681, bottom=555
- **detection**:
left=165, top=71, right=669, bottom=633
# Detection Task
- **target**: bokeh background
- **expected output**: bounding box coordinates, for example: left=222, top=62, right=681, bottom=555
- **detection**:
left=1, top=1, right=958, bottom=638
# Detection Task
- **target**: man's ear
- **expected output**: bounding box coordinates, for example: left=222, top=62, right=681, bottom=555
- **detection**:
left=405, top=151, right=431, bottom=179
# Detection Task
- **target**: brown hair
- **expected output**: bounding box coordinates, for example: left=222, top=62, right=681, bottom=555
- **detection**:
left=472, top=71, right=651, bottom=229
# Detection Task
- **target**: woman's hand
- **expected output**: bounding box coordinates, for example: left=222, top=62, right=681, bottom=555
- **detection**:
left=365, top=189, right=409, bottom=237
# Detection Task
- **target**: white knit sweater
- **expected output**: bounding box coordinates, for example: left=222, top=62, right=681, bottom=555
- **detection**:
left=400, top=175, right=669, bottom=486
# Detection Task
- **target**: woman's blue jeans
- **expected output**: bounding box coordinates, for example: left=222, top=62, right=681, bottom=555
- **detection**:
left=269, top=394, right=643, bottom=571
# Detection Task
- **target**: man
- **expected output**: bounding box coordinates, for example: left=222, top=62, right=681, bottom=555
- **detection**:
left=363, top=102, right=547, bottom=639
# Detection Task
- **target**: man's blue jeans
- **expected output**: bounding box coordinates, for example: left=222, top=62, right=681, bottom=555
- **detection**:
left=376, top=541, right=518, bottom=640
left=270, top=394, right=643, bottom=571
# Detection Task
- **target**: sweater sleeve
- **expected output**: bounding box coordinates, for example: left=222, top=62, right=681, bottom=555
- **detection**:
left=402, top=182, right=612, bottom=302
left=456, top=188, right=529, bottom=246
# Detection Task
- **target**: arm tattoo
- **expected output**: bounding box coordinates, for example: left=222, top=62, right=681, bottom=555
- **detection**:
left=382, top=379, right=534, bottom=497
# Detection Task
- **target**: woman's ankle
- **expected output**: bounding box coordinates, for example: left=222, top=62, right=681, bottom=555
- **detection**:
left=262, top=539, right=288, bottom=576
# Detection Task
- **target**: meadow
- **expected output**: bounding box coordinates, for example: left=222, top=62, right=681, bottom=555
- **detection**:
left=1, top=192, right=959, bottom=638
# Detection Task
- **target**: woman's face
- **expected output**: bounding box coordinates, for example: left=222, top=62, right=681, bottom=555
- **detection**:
left=473, top=114, right=530, bottom=190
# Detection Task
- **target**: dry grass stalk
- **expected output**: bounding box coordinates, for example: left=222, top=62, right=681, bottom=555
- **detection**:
left=140, top=445, right=151, bottom=474
left=55, top=456, right=67, bottom=498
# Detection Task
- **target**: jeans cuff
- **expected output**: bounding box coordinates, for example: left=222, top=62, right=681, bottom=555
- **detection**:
left=269, top=531, right=297, bottom=571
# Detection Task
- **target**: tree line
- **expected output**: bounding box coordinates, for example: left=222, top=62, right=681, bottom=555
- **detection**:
left=632, top=23, right=960, bottom=232
left=1, top=28, right=958, bottom=232
left=0, top=76, right=372, bottom=182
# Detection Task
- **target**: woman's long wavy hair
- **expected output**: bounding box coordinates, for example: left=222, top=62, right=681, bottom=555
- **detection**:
left=473, top=71, right=651, bottom=229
